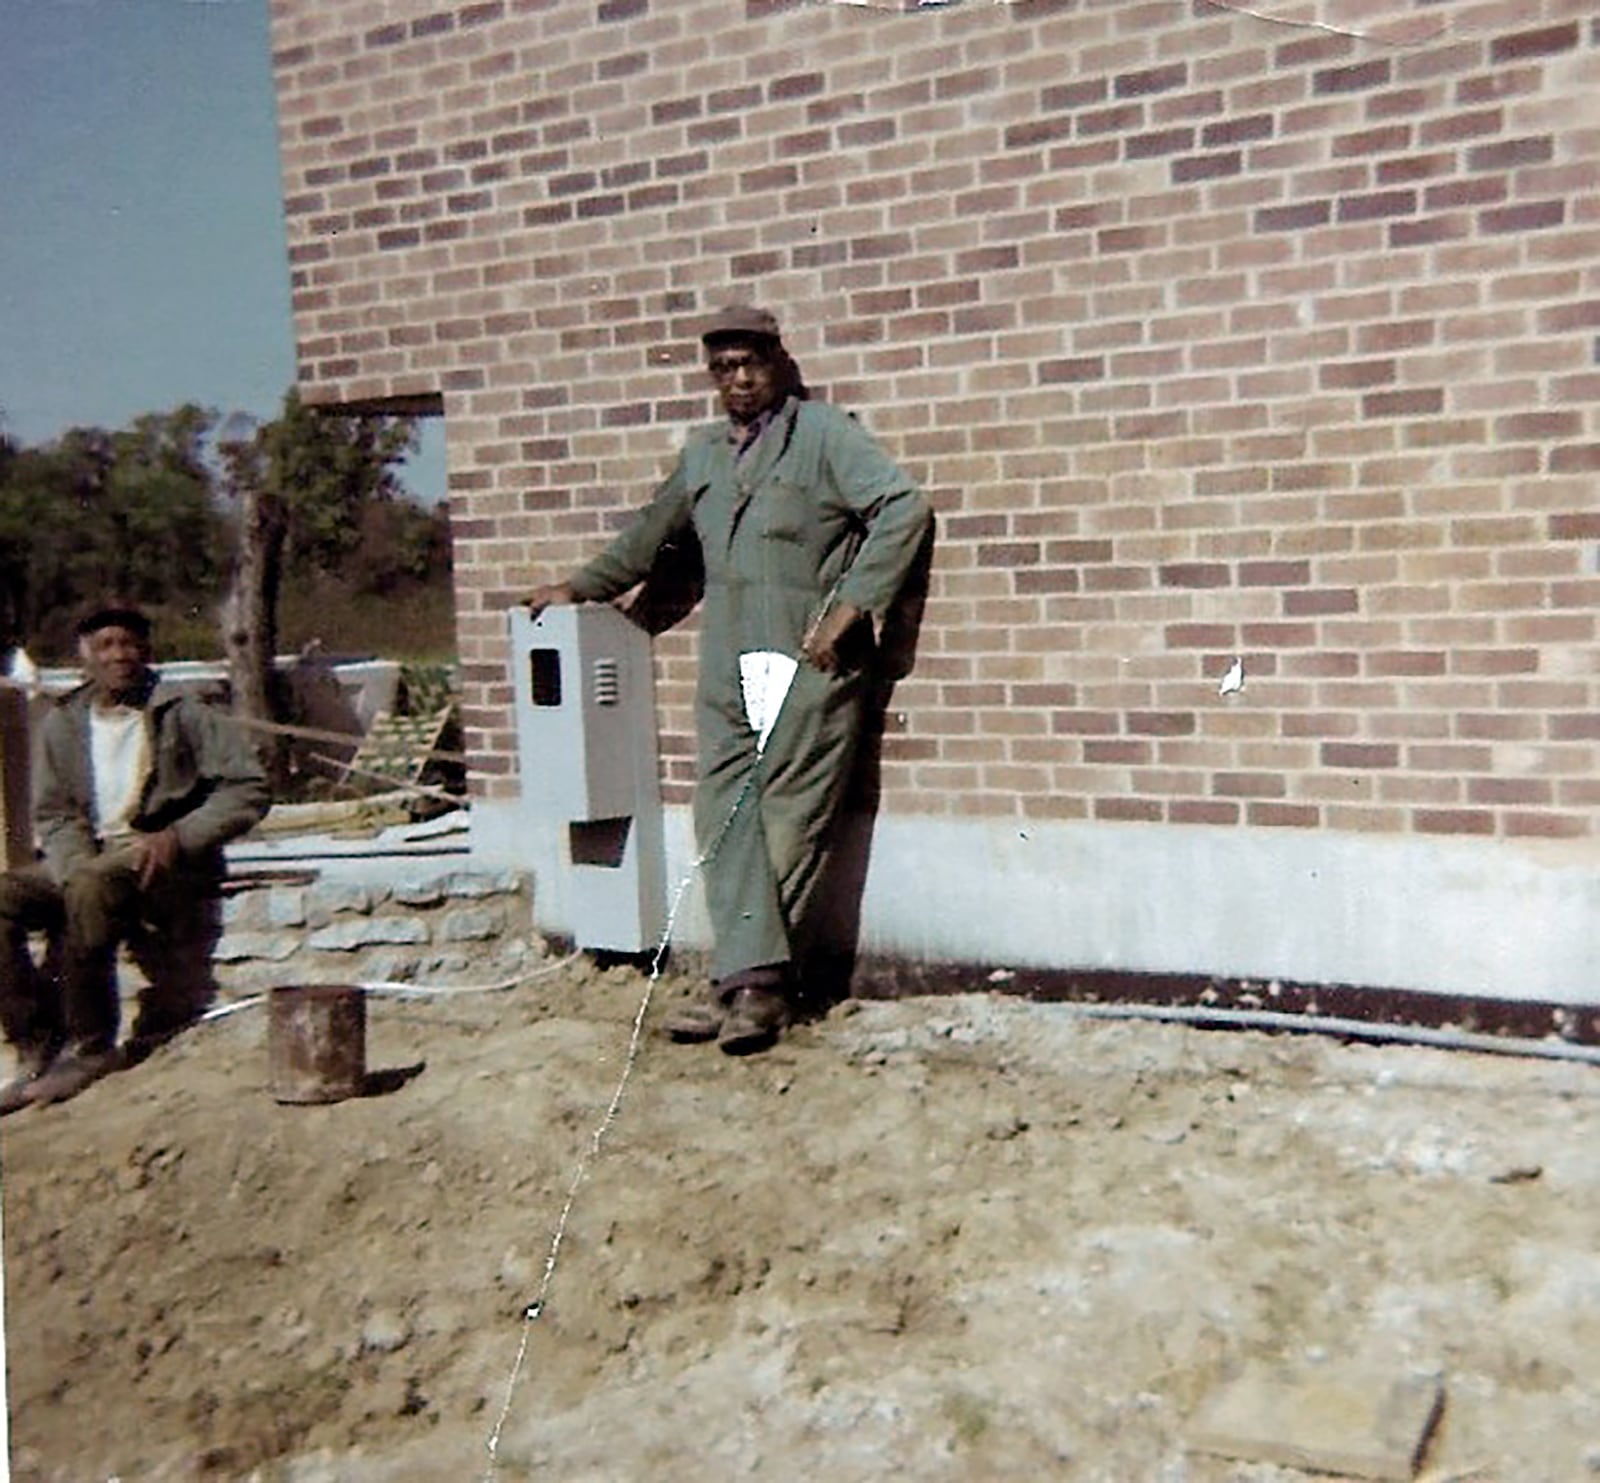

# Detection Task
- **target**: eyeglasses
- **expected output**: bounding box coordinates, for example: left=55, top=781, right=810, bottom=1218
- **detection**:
left=707, top=352, right=771, bottom=382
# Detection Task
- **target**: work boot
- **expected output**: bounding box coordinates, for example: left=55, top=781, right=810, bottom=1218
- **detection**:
left=27, top=1043, right=118, bottom=1108
left=717, top=987, right=790, bottom=1056
left=0, top=1037, right=65, bottom=1118
left=662, top=988, right=726, bottom=1044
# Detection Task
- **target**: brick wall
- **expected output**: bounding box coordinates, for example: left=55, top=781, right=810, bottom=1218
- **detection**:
left=268, top=0, right=1600, bottom=843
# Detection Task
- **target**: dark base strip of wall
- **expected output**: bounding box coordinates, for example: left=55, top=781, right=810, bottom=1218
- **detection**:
left=578, top=940, right=1597, bottom=1049
left=842, top=956, right=1600, bottom=1050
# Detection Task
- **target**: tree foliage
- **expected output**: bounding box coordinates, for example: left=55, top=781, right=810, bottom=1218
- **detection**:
left=0, top=405, right=225, bottom=657
left=224, top=388, right=420, bottom=579
left=0, top=393, right=447, bottom=663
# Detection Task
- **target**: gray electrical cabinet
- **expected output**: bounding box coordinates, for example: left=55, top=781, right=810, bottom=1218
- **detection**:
left=507, top=603, right=665, bottom=953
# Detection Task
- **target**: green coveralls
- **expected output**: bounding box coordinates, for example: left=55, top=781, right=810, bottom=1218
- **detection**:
left=568, top=395, right=931, bottom=985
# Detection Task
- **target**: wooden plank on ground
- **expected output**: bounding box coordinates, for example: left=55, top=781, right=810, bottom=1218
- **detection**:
left=1187, top=1364, right=1444, bottom=1481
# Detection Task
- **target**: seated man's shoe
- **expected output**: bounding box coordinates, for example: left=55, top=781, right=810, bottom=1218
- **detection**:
left=662, top=990, right=725, bottom=1044
left=27, top=1044, right=118, bottom=1108
left=717, top=987, right=790, bottom=1056
left=0, top=1038, right=65, bottom=1117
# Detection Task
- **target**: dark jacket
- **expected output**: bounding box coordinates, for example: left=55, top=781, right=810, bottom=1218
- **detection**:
left=33, top=677, right=270, bottom=882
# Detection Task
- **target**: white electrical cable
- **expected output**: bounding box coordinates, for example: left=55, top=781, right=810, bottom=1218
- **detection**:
left=193, top=950, right=586, bottom=1026
left=1053, top=998, right=1600, bottom=1068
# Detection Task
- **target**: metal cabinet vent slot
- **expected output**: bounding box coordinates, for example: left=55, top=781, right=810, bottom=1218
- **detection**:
left=592, top=657, right=620, bottom=707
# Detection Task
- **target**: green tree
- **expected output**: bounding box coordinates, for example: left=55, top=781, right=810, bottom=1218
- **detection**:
left=0, top=406, right=227, bottom=657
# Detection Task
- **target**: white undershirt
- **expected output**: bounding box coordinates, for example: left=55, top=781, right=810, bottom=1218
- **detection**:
left=89, top=704, right=151, bottom=843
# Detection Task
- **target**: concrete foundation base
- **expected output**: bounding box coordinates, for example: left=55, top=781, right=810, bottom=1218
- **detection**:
left=472, top=801, right=1598, bottom=1005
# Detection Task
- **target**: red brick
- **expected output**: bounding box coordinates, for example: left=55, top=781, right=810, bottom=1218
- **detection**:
left=1337, top=189, right=1417, bottom=223
left=1323, top=742, right=1399, bottom=769
left=1164, top=623, right=1235, bottom=649
left=1549, top=512, right=1600, bottom=540
left=1128, top=712, right=1196, bottom=737
left=1504, top=812, right=1588, bottom=839
left=1095, top=798, right=1164, bottom=823
left=1050, top=711, right=1120, bottom=736
left=1246, top=803, right=1319, bottom=828
left=1490, top=22, right=1579, bottom=63
left=1170, top=799, right=1240, bottom=825
left=1284, top=589, right=1359, bottom=617
left=1085, top=741, right=1150, bottom=764
left=1125, top=127, right=1194, bottom=159
left=1414, top=809, right=1494, bottom=836
left=1549, top=444, right=1600, bottom=473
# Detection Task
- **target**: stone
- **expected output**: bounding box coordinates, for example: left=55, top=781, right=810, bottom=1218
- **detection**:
left=307, top=917, right=428, bottom=951
left=436, top=905, right=503, bottom=943
left=1187, top=1364, right=1443, bottom=1482
left=361, top=950, right=419, bottom=984
left=441, top=869, right=522, bottom=899
left=391, top=878, right=447, bottom=908
left=305, top=881, right=384, bottom=927
left=266, top=887, right=308, bottom=928
left=213, top=931, right=302, bottom=964
left=360, top=1308, right=410, bottom=1354
left=218, top=962, right=290, bottom=995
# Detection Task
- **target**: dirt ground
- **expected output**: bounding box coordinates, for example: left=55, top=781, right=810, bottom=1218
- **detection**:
left=3, top=952, right=1599, bottom=1482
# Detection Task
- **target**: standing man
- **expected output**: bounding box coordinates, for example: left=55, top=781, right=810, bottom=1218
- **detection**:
left=526, top=306, right=931, bottom=1054
left=0, top=601, right=270, bottom=1112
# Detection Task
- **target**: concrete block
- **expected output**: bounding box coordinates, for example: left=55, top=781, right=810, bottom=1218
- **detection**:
left=1187, top=1364, right=1443, bottom=1481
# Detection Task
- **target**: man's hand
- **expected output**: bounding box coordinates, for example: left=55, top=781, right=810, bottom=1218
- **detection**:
left=524, top=581, right=576, bottom=619
left=801, top=601, right=863, bottom=673
left=131, top=828, right=180, bottom=889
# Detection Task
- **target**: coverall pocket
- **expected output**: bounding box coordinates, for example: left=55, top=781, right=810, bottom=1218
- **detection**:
left=757, top=480, right=811, bottom=545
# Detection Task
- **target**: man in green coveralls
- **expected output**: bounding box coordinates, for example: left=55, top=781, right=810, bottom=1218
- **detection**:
left=525, top=306, right=931, bottom=1054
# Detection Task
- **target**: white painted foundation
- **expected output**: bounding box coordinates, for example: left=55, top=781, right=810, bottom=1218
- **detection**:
left=474, top=800, right=1599, bottom=1005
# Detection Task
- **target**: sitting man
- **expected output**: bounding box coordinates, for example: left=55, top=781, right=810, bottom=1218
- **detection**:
left=0, top=600, right=270, bottom=1112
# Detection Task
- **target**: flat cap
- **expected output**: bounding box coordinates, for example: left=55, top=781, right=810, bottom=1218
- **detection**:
left=700, top=303, right=782, bottom=346
left=75, top=598, right=152, bottom=640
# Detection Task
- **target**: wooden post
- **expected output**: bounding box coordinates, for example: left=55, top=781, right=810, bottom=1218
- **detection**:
left=0, top=681, right=31, bottom=869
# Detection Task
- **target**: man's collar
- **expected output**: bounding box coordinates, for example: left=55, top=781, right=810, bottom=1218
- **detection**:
left=727, top=398, right=792, bottom=460
left=89, top=669, right=158, bottom=711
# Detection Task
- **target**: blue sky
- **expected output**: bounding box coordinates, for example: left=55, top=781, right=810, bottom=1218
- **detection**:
left=0, top=0, right=445, bottom=499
